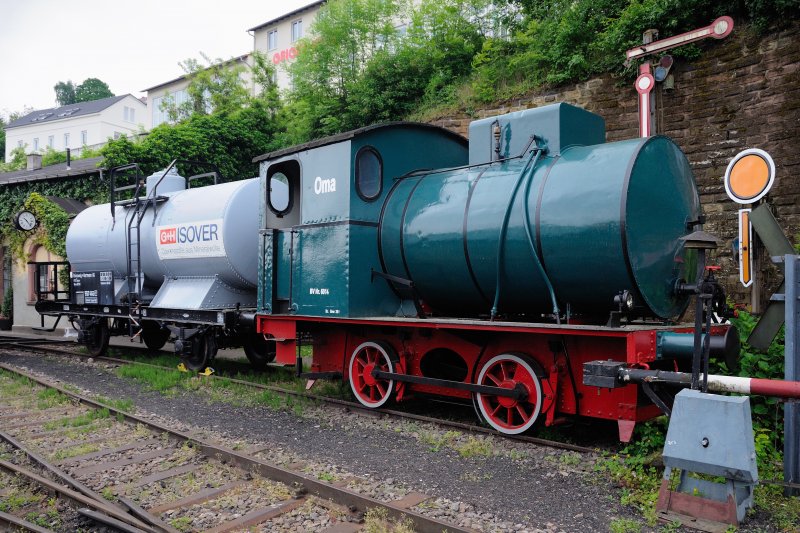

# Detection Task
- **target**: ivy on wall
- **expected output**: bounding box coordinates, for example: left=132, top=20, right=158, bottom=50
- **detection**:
left=7, top=193, right=71, bottom=264
left=0, top=174, right=106, bottom=263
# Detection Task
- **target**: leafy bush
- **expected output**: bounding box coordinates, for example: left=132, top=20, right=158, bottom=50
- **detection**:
left=725, top=310, right=786, bottom=461
left=471, top=0, right=800, bottom=104
left=285, top=0, right=500, bottom=139
left=281, top=0, right=799, bottom=132
left=101, top=100, right=279, bottom=180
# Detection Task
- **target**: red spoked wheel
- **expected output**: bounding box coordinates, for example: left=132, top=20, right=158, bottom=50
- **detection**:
left=476, top=353, right=543, bottom=435
left=349, top=341, right=397, bottom=408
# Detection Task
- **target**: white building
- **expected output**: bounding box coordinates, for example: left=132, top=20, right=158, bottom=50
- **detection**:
left=143, top=54, right=253, bottom=129
left=249, top=1, right=324, bottom=90
left=4, top=95, right=147, bottom=161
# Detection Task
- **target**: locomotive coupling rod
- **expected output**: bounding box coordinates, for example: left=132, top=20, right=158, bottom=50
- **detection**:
left=371, top=370, right=529, bottom=400
left=620, top=368, right=800, bottom=399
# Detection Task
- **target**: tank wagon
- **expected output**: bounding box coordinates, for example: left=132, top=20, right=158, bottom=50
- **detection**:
left=35, top=103, right=738, bottom=440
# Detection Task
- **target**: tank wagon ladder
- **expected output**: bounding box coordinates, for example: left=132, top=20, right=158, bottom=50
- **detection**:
left=109, top=163, right=168, bottom=337
left=109, top=161, right=222, bottom=339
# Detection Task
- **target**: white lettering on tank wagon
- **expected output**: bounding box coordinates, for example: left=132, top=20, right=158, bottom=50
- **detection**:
left=156, top=219, right=226, bottom=259
left=314, top=176, right=336, bottom=194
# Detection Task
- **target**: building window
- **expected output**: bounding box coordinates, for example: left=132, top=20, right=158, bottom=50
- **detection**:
left=152, top=96, right=164, bottom=127
left=152, top=90, right=189, bottom=127
left=268, top=30, right=278, bottom=50
left=124, top=106, right=136, bottom=123
left=48, top=135, right=54, bottom=148
left=33, top=138, right=39, bottom=151
left=63, top=133, right=70, bottom=148
left=81, top=130, right=88, bottom=145
left=291, top=20, right=303, bottom=42
left=173, top=89, right=188, bottom=109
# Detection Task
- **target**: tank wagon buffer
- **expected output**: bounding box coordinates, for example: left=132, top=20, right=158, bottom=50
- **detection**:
left=252, top=102, right=741, bottom=440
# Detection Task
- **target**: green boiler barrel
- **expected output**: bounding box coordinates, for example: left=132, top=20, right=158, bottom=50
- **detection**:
left=377, top=136, right=700, bottom=319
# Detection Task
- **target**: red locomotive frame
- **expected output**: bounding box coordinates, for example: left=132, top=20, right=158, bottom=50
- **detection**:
left=257, top=314, right=725, bottom=441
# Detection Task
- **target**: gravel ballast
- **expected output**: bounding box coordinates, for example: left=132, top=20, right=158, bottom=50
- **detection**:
left=0, top=350, right=653, bottom=531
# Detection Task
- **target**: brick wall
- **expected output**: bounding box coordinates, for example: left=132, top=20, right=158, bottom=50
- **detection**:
left=428, top=22, right=800, bottom=309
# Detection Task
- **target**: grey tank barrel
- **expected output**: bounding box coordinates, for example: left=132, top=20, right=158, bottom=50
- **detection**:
left=66, top=173, right=263, bottom=291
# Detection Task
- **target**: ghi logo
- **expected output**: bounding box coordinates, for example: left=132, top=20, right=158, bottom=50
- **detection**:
left=314, top=176, right=336, bottom=195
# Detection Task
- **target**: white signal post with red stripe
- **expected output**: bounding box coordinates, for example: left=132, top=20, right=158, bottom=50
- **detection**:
left=626, top=16, right=734, bottom=138
left=635, top=65, right=655, bottom=137
left=620, top=369, right=800, bottom=399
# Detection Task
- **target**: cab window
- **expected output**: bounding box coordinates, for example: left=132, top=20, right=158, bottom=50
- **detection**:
left=356, top=147, right=382, bottom=201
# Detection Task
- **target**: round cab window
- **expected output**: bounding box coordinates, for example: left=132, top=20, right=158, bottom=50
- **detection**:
left=356, top=148, right=382, bottom=201
left=269, top=172, right=290, bottom=213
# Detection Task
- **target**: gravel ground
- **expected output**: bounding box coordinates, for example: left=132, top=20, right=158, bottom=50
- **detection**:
left=0, top=351, right=683, bottom=531
left=0, top=442, right=120, bottom=533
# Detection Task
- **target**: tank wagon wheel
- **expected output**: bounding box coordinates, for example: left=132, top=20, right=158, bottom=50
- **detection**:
left=348, top=341, right=398, bottom=408
left=242, top=331, right=277, bottom=371
left=141, top=321, right=170, bottom=351
left=475, top=353, right=543, bottom=435
left=83, top=319, right=110, bottom=358
left=182, top=333, right=217, bottom=372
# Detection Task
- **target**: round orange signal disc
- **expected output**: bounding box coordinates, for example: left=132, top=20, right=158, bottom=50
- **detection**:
left=724, top=148, right=775, bottom=204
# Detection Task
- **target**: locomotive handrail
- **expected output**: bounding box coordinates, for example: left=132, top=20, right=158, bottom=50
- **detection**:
left=148, top=160, right=222, bottom=224
left=187, top=171, right=220, bottom=187
left=109, top=163, right=143, bottom=222
left=522, top=144, right=561, bottom=323
left=491, top=140, right=544, bottom=319
left=399, top=135, right=541, bottom=180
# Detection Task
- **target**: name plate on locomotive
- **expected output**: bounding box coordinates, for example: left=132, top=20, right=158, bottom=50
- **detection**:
left=71, top=271, right=114, bottom=305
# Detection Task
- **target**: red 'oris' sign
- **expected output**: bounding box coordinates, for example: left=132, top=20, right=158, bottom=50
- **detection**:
left=273, top=47, right=298, bottom=64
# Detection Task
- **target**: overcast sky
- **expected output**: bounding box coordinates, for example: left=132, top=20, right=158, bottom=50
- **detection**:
left=0, top=0, right=311, bottom=118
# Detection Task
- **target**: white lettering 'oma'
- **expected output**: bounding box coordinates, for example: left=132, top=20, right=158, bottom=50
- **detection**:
left=314, top=176, right=336, bottom=194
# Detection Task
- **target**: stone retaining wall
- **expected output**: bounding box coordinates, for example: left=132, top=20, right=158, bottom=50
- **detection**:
left=428, top=22, right=800, bottom=309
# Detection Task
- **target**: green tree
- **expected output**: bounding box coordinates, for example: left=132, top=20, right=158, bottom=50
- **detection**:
left=1, top=108, right=33, bottom=165
left=1, top=146, right=28, bottom=172
left=74, top=78, right=114, bottom=102
left=251, top=51, right=281, bottom=116
left=287, top=0, right=408, bottom=137
left=283, top=0, right=499, bottom=139
left=0, top=115, right=5, bottom=162
left=54, top=80, right=77, bottom=105
left=101, top=99, right=280, bottom=181
left=160, top=53, right=276, bottom=123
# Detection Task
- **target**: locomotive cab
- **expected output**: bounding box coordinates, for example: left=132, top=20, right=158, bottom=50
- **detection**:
left=253, top=123, right=469, bottom=320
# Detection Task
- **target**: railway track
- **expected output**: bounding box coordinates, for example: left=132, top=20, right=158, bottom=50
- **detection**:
left=0, top=334, right=600, bottom=455
left=0, top=361, right=474, bottom=533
